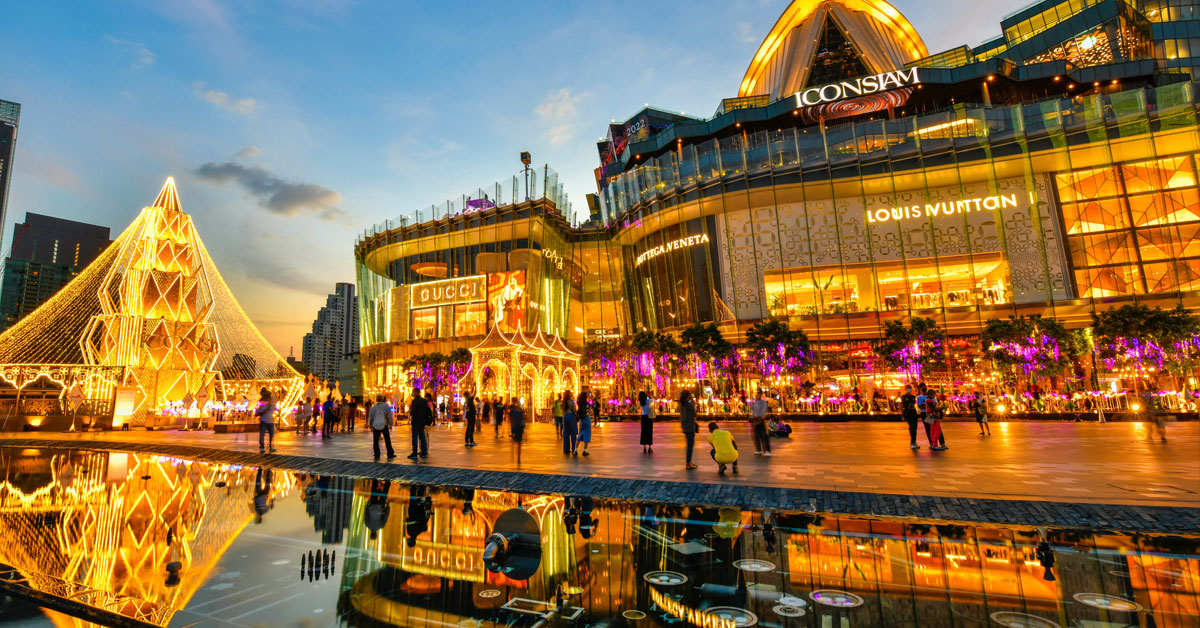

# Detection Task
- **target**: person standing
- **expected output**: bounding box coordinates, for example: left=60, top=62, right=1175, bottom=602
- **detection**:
left=972, top=391, right=991, bottom=435
left=925, top=391, right=947, bottom=450
left=321, top=396, right=335, bottom=439
left=679, top=390, right=698, bottom=470
left=562, top=390, right=579, bottom=455
left=552, top=395, right=564, bottom=438
left=482, top=398, right=492, bottom=432
left=369, top=395, right=396, bottom=460
left=901, top=386, right=920, bottom=449
left=706, top=421, right=739, bottom=475
left=750, top=390, right=771, bottom=456
left=255, top=388, right=277, bottom=453
left=464, top=393, right=478, bottom=447
left=577, top=391, right=593, bottom=456
left=639, top=391, right=654, bottom=454
left=508, top=396, right=526, bottom=464
left=407, top=387, right=431, bottom=460
left=297, top=397, right=313, bottom=435
left=346, top=398, right=359, bottom=432
left=425, top=391, right=437, bottom=428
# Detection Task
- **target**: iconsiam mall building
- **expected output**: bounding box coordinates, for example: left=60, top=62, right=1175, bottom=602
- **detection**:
left=358, top=0, right=1200, bottom=407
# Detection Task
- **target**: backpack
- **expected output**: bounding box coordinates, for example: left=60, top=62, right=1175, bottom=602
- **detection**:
left=648, top=401, right=657, bottom=419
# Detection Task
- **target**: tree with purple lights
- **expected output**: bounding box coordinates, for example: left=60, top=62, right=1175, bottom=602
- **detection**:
left=630, top=330, right=685, bottom=397
left=680, top=323, right=735, bottom=395
left=744, top=320, right=810, bottom=387
left=982, top=315, right=1079, bottom=390
left=402, top=348, right=472, bottom=391
left=875, top=317, right=944, bottom=382
left=1092, top=304, right=1200, bottom=389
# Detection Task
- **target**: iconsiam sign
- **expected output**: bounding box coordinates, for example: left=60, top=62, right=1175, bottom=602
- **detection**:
left=0, top=178, right=304, bottom=428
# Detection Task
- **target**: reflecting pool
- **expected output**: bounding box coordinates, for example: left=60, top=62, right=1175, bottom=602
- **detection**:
left=0, top=447, right=1196, bottom=627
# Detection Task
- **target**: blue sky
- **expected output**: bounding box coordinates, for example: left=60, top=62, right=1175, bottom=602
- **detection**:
left=0, top=0, right=1015, bottom=353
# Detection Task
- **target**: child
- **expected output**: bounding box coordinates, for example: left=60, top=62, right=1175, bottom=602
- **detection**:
left=707, top=421, right=739, bottom=475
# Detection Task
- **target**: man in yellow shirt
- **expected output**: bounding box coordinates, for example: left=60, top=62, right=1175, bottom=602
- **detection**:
left=706, top=421, right=739, bottom=475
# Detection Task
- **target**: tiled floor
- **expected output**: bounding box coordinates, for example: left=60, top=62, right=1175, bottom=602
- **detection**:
left=5, top=419, right=1196, bottom=508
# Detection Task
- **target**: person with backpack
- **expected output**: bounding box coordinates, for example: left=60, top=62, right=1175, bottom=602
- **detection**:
left=369, top=394, right=395, bottom=460
left=972, top=391, right=991, bottom=435
left=639, top=391, right=654, bottom=453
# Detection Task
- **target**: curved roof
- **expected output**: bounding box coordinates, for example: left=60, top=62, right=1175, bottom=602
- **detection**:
left=739, top=0, right=928, bottom=100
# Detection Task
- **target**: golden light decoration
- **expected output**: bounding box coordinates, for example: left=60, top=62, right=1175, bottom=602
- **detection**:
left=0, top=178, right=303, bottom=425
left=468, top=322, right=580, bottom=414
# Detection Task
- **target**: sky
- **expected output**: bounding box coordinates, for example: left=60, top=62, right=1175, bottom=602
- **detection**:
left=0, top=0, right=1017, bottom=356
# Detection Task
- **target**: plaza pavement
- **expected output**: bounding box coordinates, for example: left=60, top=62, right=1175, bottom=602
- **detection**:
left=2, top=419, right=1196, bottom=508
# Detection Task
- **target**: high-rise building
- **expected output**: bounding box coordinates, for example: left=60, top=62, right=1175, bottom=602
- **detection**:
left=0, top=212, right=111, bottom=331
left=0, top=100, right=18, bottom=244
left=302, top=282, right=359, bottom=383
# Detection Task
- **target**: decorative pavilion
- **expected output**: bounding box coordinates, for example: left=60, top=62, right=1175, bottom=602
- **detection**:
left=467, top=323, right=580, bottom=413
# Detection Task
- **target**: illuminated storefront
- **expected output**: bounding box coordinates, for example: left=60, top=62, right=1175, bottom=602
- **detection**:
left=358, top=0, right=1200, bottom=401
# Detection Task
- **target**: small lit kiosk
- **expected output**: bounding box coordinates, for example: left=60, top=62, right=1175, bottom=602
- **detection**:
left=468, top=323, right=579, bottom=415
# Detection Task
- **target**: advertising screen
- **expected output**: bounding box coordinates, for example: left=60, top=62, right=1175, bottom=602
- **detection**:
left=487, top=270, right=526, bottom=333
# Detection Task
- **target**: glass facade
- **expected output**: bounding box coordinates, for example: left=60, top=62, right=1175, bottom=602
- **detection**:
left=600, top=82, right=1200, bottom=349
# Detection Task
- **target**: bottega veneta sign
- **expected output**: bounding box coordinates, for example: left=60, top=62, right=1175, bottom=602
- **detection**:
left=410, top=275, right=486, bottom=307
left=794, top=68, right=920, bottom=107
left=635, top=233, right=711, bottom=267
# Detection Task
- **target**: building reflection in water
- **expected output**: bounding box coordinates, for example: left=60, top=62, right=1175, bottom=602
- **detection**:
left=334, top=481, right=1200, bottom=628
left=0, top=448, right=294, bottom=626
left=0, top=450, right=1196, bottom=628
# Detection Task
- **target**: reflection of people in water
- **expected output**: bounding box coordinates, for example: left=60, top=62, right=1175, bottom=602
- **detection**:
left=252, top=468, right=273, bottom=524
left=405, top=485, right=432, bottom=548
left=365, top=480, right=391, bottom=540
left=578, top=496, right=596, bottom=539
left=493, top=275, right=524, bottom=332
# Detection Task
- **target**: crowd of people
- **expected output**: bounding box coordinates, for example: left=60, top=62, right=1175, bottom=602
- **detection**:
left=248, top=377, right=1171, bottom=475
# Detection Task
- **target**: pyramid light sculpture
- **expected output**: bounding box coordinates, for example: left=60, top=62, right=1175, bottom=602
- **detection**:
left=0, top=177, right=303, bottom=425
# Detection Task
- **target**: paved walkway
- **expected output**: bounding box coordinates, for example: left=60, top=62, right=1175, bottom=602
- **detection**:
left=4, top=419, right=1197, bottom=508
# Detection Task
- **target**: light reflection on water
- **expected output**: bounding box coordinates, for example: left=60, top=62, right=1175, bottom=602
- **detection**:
left=0, top=447, right=1196, bottom=628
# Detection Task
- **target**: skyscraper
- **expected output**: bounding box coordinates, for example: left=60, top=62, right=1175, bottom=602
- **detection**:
left=0, top=212, right=111, bottom=331
left=0, top=99, right=19, bottom=242
left=302, top=282, right=359, bottom=383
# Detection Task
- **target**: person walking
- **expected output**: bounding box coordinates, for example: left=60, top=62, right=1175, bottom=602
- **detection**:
left=706, top=421, right=739, bottom=475
left=1143, top=384, right=1168, bottom=442
left=508, top=396, right=526, bottom=464
left=901, top=386, right=920, bottom=449
left=482, top=398, right=492, bottom=432
left=255, top=387, right=277, bottom=453
left=297, top=397, right=313, bottom=435
left=321, top=395, right=336, bottom=439
left=639, top=391, right=654, bottom=453
left=425, top=391, right=437, bottom=427
left=925, top=391, right=947, bottom=450
left=552, top=395, right=564, bottom=439
left=562, top=390, right=579, bottom=455
left=368, top=394, right=396, bottom=460
left=972, top=391, right=991, bottom=435
left=750, top=390, right=771, bottom=455
left=680, top=390, right=698, bottom=469
left=464, top=393, right=478, bottom=447
left=407, top=387, right=431, bottom=460
left=577, top=390, right=592, bottom=456
left=493, top=395, right=504, bottom=437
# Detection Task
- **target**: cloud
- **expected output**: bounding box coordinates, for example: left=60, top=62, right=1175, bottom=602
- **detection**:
left=235, top=145, right=262, bottom=159
left=534, top=88, right=587, bottom=145
left=105, top=36, right=156, bottom=69
left=193, top=81, right=256, bottom=115
left=384, top=136, right=459, bottom=176
left=193, top=161, right=348, bottom=221
left=736, top=21, right=758, bottom=44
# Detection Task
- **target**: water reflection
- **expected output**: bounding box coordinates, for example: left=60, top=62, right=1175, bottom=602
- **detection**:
left=0, top=447, right=1196, bottom=628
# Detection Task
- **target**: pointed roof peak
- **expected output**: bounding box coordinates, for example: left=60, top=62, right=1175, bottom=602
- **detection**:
left=153, top=176, right=182, bottom=211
